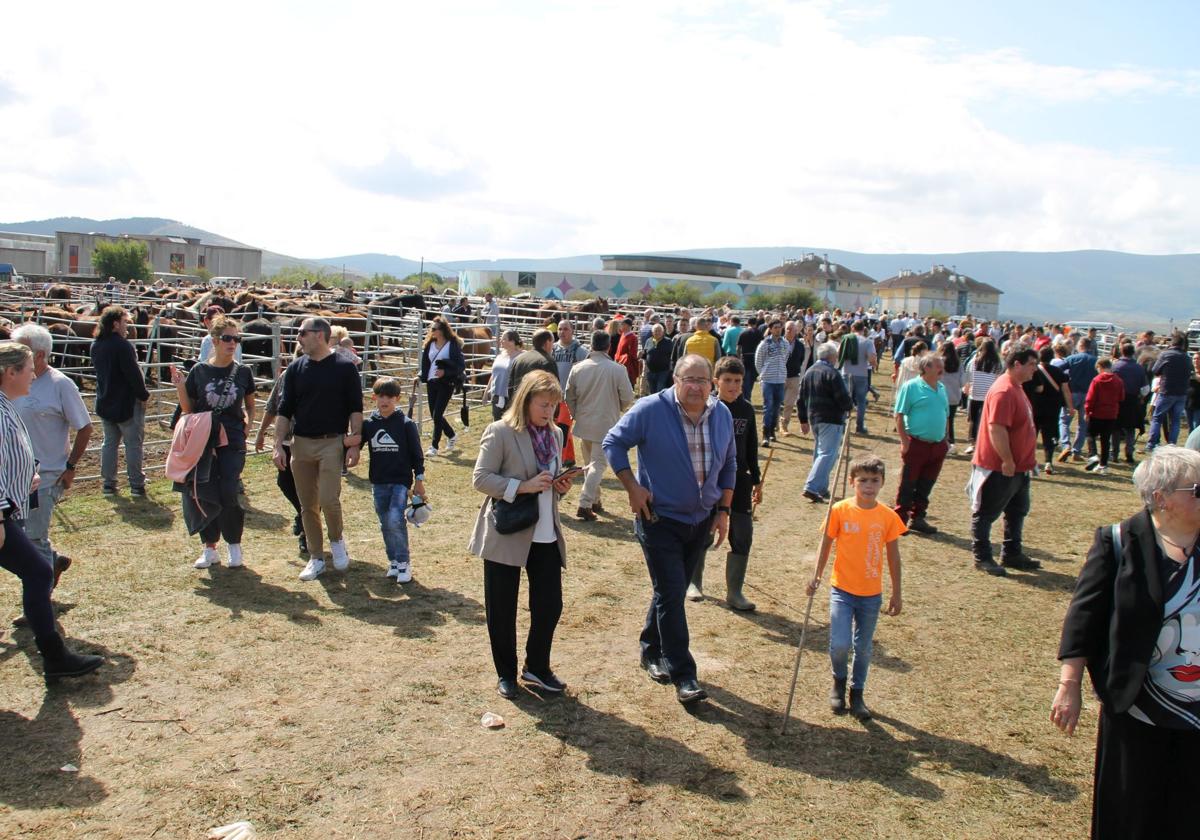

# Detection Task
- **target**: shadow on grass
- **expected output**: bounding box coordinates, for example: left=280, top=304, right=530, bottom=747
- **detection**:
left=240, top=499, right=291, bottom=532
left=317, top=571, right=485, bottom=638
left=194, top=567, right=326, bottom=625
left=104, top=491, right=176, bottom=531
left=695, top=684, right=1078, bottom=803
left=0, top=635, right=137, bottom=811
left=523, top=692, right=746, bottom=801
left=734, top=607, right=911, bottom=673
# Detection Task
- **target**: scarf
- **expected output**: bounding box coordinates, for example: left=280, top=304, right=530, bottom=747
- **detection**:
left=528, top=423, right=558, bottom=470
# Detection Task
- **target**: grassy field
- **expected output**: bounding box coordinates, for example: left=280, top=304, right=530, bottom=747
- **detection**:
left=0, top=361, right=1127, bottom=838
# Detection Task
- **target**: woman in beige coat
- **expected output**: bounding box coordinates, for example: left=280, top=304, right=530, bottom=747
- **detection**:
left=470, top=370, right=577, bottom=699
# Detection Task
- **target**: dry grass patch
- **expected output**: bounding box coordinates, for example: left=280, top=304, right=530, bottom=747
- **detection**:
left=1, top=361, right=1125, bottom=838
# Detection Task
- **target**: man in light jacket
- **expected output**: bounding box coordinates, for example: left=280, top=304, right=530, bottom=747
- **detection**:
left=565, top=331, right=635, bottom=521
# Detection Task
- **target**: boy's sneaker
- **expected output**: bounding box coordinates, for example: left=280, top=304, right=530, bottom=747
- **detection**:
left=963, top=445, right=974, bottom=455
left=946, top=443, right=957, bottom=455
left=1056, top=448, right=1073, bottom=463
left=386, top=562, right=400, bottom=580
left=330, top=539, right=351, bottom=571
left=130, top=487, right=147, bottom=498
left=194, top=547, right=219, bottom=569
left=299, top=556, right=326, bottom=581
left=446, top=436, right=458, bottom=452
left=226, top=544, right=244, bottom=568
left=1093, top=465, right=1108, bottom=475
left=425, top=446, right=438, bottom=458
left=102, top=485, right=117, bottom=496
left=1044, top=462, right=1055, bottom=475
left=1085, top=455, right=1100, bottom=471
left=395, top=563, right=412, bottom=584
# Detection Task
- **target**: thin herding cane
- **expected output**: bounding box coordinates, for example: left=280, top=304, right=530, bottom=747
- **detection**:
left=780, top=427, right=854, bottom=735
left=751, top=447, right=775, bottom=521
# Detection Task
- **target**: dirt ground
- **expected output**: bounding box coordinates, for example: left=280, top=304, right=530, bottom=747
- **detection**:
left=1, top=361, right=1123, bottom=839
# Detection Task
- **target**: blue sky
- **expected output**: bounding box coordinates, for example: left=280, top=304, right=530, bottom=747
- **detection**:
left=0, top=0, right=1197, bottom=257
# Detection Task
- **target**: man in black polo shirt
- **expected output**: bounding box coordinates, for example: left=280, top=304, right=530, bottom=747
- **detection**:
left=273, top=317, right=364, bottom=581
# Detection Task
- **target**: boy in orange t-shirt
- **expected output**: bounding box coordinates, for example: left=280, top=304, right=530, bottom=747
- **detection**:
left=806, top=454, right=905, bottom=720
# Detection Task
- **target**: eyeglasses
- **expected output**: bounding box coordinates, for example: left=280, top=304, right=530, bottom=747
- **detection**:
left=218, top=334, right=242, bottom=344
left=1170, top=484, right=1200, bottom=499
left=676, top=376, right=712, bottom=387
left=297, top=329, right=314, bottom=336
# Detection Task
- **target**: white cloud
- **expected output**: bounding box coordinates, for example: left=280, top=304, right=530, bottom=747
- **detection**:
left=0, top=0, right=1196, bottom=261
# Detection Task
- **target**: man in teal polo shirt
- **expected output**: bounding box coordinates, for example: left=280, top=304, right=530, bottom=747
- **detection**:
left=893, top=353, right=950, bottom=534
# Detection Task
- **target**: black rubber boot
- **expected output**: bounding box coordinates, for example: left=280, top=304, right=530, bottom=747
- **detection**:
left=38, top=633, right=103, bottom=685
left=830, top=678, right=847, bottom=715
left=849, top=688, right=872, bottom=721
left=686, top=556, right=705, bottom=601
left=724, top=553, right=756, bottom=611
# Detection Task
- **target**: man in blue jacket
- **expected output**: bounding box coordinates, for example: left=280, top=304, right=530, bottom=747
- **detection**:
left=604, top=354, right=736, bottom=706
left=1057, top=337, right=1098, bottom=461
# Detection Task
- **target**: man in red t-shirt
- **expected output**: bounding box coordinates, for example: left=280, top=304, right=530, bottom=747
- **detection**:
left=969, top=346, right=1040, bottom=576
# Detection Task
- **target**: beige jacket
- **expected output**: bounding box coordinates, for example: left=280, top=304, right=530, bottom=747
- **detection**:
left=468, top=420, right=567, bottom=568
left=565, top=351, right=635, bottom=442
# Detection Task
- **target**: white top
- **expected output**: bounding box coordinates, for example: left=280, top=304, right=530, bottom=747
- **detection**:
left=533, top=454, right=559, bottom=544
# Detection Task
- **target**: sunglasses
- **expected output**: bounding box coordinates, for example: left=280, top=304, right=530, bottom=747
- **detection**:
left=1171, top=484, right=1200, bottom=499
left=218, top=334, right=242, bottom=344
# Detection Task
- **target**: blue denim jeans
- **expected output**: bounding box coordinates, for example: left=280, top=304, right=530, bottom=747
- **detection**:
left=829, top=587, right=882, bottom=690
left=761, top=381, right=785, bottom=435
left=805, top=422, right=845, bottom=496
left=647, top=370, right=672, bottom=394
left=1059, top=392, right=1089, bottom=455
left=844, top=374, right=869, bottom=431
left=372, top=483, right=411, bottom=566
left=1148, top=394, right=1186, bottom=448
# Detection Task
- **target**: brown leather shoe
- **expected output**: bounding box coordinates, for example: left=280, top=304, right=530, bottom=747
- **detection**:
left=576, top=506, right=598, bottom=521
left=52, top=555, right=72, bottom=589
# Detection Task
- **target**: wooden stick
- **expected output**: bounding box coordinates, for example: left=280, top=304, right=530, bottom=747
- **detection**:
left=751, top=447, right=776, bottom=521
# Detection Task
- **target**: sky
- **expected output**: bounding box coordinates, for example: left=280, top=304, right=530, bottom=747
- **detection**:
left=1, top=0, right=1198, bottom=261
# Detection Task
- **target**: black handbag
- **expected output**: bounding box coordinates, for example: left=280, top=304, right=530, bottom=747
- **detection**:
left=490, top=492, right=539, bottom=535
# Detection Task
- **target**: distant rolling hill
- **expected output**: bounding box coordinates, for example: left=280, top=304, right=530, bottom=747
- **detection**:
left=4, top=218, right=1194, bottom=328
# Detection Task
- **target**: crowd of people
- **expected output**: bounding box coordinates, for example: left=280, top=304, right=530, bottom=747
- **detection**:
left=2, top=296, right=1199, bottom=838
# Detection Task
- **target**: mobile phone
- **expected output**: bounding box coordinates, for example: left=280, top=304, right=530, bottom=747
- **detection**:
left=553, top=466, right=583, bottom=481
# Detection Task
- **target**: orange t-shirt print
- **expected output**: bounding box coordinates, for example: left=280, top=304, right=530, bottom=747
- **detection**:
left=825, top=499, right=906, bottom=596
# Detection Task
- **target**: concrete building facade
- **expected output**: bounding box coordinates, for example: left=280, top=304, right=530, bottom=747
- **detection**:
left=55, top=231, right=262, bottom=280
left=0, top=232, right=56, bottom=274
left=875, top=265, right=1002, bottom=319
left=753, top=253, right=878, bottom=311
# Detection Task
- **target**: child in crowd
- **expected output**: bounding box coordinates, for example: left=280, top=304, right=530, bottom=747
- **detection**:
left=688, top=357, right=762, bottom=609
left=1083, top=356, right=1125, bottom=475
left=806, top=454, right=904, bottom=721
left=360, top=377, right=426, bottom=583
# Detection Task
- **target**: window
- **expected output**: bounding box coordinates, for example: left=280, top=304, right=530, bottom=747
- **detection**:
left=197, top=255, right=206, bottom=269
left=170, top=253, right=185, bottom=272
left=518, top=272, right=536, bottom=288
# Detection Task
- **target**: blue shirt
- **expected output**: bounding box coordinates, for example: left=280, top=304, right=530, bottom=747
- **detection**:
left=1063, top=351, right=1098, bottom=395
left=603, top=388, right=737, bottom=525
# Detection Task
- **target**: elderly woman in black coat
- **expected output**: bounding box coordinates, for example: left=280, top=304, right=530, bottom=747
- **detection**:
left=1053, top=444, right=1200, bottom=839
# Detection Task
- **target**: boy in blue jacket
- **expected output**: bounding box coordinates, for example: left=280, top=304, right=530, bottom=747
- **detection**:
left=360, top=377, right=426, bottom=583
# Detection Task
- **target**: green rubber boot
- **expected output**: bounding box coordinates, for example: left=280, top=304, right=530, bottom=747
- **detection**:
left=724, top=553, right=756, bottom=611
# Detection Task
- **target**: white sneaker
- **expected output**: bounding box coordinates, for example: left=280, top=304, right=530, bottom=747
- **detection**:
left=330, top=539, right=350, bottom=571
left=1093, top=465, right=1108, bottom=475
left=395, top=563, right=412, bottom=584
left=299, top=556, right=326, bottom=581
left=386, top=562, right=400, bottom=579
left=947, top=443, right=957, bottom=455
left=193, top=547, right=219, bottom=569
left=446, top=436, right=457, bottom=452
left=226, top=544, right=244, bottom=568
left=425, top=446, right=438, bottom=457
left=963, top=445, right=974, bottom=455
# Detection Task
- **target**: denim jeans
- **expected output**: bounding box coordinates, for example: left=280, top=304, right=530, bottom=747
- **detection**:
left=805, top=422, right=845, bottom=496
left=647, top=369, right=672, bottom=394
left=1148, top=394, right=1186, bottom=448
left=635, top=513, right=714, bottom=683
left=20, top=480, right=65, bottom=566
left=829, top=587, right=882, bottom=690
left=844, top=374, right=869, bottom=431
left=101, top=399, right=146, bottom=490
left=1058, top=392, right=1090, bottom=455
left=761, top=381, right=785, bottom=436
left=372, top=483, right=411, bottom=566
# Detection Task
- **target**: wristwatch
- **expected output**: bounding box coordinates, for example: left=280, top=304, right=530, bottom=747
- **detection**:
left=64, top=461, right=77, bottom=471
left=717, top=505, right=731, bottom=514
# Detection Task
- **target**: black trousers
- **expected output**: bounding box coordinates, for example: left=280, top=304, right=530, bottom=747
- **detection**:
left=426, top=379, right=456, bottom=448
left=483, top=542, right=563, bottom=681
left=276, top=443, right=302, bottom=521
left=728, top=510, right=753, bottom=556
left=199, top=446, right=246, bottom=545
left=970, top=472, right=1030, bottom=564
left=1091, top=708, right=1200, bottom=839
left=0, top=518, right=56, bottom=643
left=1088, top=417, right=1116, bottom=466
left=946, top=404, right=958, bottom=444
left=1036, top=414, right=1060, bottom=463
left=967, top=399, right=985, bottom=445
